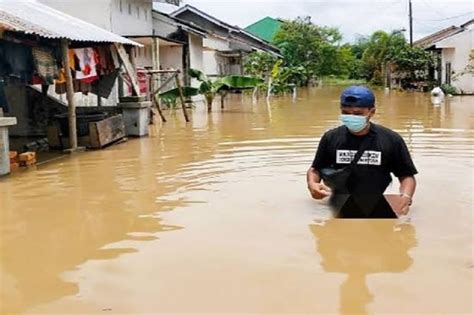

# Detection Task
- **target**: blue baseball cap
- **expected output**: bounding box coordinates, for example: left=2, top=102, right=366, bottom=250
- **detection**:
left=340, top=86, right=375, bottom=108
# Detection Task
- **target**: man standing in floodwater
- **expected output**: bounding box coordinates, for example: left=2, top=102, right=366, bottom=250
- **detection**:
left=307, top=86, right=417, bottom=218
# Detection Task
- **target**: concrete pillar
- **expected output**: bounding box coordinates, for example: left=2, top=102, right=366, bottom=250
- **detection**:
left=0, top=117, right=17, bottom=176
left=118, top=100, right=151, bottom=137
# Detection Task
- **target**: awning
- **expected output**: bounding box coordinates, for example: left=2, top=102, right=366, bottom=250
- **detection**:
left=0, top=0, right=140, bottom=46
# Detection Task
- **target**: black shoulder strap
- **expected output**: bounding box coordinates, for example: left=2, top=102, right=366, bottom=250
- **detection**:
left=350, top=133, right=375, bottom=165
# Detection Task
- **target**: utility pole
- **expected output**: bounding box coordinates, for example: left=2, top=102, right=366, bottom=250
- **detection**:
left=409, top=0, right=413, bottom=46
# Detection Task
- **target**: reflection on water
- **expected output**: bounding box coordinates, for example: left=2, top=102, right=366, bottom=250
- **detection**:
left=1, top=87, right=472, bottom=314
left=311, top=220, right=416, bottom=314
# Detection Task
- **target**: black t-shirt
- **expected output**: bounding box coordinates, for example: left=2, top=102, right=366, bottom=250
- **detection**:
left=312, top=123, right=418, bottom=196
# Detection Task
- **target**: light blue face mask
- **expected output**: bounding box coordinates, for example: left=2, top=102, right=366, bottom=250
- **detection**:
left=340, top=114, right=369, bottom=133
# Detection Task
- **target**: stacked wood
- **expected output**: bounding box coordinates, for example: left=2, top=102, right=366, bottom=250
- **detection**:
left=9, top=151, right=19, bottom=170
left=19, top=152, right=37, bottom=167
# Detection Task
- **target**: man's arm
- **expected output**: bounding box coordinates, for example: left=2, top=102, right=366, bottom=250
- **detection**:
left=393, top=175, right=416, bottom=216
left=307, top=167, right=331, bottom=200
left=399, top=176, right=416, bottom=197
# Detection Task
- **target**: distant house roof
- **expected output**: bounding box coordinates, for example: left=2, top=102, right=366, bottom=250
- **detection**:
left=153, top=10, right=208, bottom=38
left=244, top=17, right=283, bottom=43
left=0, top=0, right=140, bottom=45
left=460, top=18, right=474, bottom=29
left=414, top=19, right=474, bottom=50
left=170, top=5, right=281, bottom=56
left=414, top=26, right=462, bottom=49
left=435, top=26, right=473, bottom=49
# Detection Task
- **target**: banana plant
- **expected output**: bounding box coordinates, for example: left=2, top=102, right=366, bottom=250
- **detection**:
left=159, top=69, right=263, bottom=112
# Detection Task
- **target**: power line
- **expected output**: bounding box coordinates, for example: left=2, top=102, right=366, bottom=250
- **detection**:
left=414, top=11, right=474, bottom=22
left=419, top=0, right=445, bottom=19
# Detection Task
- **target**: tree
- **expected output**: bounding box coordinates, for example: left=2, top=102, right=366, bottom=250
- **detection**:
left=358, top=30, right=435, bottom=87
left=274, top=16, right=344, bottom=85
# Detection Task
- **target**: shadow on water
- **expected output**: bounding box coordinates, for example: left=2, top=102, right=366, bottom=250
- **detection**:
left=310, top=220, right=417, bottom=315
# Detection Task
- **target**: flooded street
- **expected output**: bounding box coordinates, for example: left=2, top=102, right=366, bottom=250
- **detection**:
left=1, top=87, right=473, bottom=314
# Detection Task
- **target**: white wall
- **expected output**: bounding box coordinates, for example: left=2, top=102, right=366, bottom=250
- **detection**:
left=152, top=12, right=179, bottom=37
left=203, top=36, right=231, bottom=51
left=39, top=0, right=113, bottom=31
left=437, top=29, right=474, bottom=94
left=203, top=51, right=219, bottom=76
left=135, top=45, right=153, bottom=68
left=110, top=0, right=154, bottom=35
left=189, top=34, right=204, bottom=87
left=160, top=46, right=183, bottom=71
left=40, top=0, right=154, bottom=36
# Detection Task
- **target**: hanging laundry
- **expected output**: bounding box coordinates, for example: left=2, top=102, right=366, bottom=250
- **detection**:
left=92, top=69, right=119, bottom=98
left=74, top=48, right=99, bottom=82
left=73, top=80, right=92, bottom=95
left=32, top=46, right=59, bottom=85
left=55, top=50, right=76, bottom=84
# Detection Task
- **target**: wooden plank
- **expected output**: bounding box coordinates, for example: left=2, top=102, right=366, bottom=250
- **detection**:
left=47, top=126, right=62, bottom=149
left=114, top=44, right=140, bottom=96
left=89, top=115, right=126, bottom=149
left=175, top=75, right=190, bottom=122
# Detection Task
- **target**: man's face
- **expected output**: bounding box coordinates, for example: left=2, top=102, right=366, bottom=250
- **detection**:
left=341, top=106, right=376, bottom=120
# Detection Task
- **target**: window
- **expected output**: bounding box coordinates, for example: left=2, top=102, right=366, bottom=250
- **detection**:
left=144, top=8, right=148, bottom=20
left=128, top=3, right=132, bottom=15
left=136, top=5, right=140, bottom=18
left=119, top=0, right=122, bottom=12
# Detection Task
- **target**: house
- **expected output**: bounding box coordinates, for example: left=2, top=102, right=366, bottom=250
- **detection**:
left=148, top=10, right=208, bottom=87
left=0, top=0, right=141, bottom=156
left=415, top=19, right=474, bottom=94
left=245, top=17, right=283, bottom=43
left=433, top=20, right=473, bottom=94
left=170, top=5, right=281, bottom=77
left=38, top=0, right=183, bottom=95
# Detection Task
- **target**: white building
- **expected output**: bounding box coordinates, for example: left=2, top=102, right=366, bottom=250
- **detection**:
left=170, top=5, right=281, bottom=77
left=433, top=20, right=474, bottom=94
left=38, top=1, right=222, bottom=92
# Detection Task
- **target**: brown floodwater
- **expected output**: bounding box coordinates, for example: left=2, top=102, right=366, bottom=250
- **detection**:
left=1, top=87, right=473, bottom=314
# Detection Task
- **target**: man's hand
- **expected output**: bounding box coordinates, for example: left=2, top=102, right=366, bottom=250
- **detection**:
left=385, top=194, right=411, bottom=217
left=308, top=182, right=332, bottom=200
left=395, top=196, right=411, bottom=216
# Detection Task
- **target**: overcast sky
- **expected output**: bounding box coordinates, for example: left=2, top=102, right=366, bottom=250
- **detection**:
left=155, top=0, right=473, bottom=43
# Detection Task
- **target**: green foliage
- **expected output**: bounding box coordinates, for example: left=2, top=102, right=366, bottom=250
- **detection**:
left=440, top=84, right=458, bottom=95
left=359, top=30, right=436, bottom=86
left=274, top=16, right=344, bottom=85
left=218, top=76, right=264, bottom=90
left=159, top=86, right=199, bottom=100
left=243, top=52, right=278, bottom=79
left=160, top=69, right=263, bottom=111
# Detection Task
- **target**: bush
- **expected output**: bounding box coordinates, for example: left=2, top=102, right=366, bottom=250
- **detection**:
left=440, top=84, right=458, bottom=95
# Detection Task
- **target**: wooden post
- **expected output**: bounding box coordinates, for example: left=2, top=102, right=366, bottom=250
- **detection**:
left=220, top=91, right=227, bottom=110
left=151, top=37, right=160, bottom=91
left=175, top=73, right=190, bottom=122
left=115, top=44, right=140, bottom=96
left=61, top=39, right=77, bottom=150
left=152, top=94, right=167, bottom=123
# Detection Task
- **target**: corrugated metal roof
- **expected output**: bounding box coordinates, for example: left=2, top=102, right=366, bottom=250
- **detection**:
left=0, top=0, right=141, bottom=46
